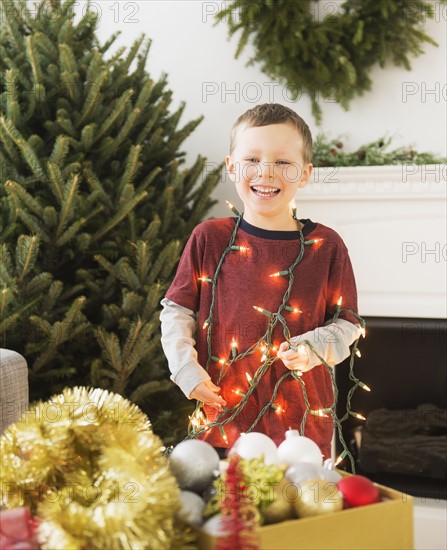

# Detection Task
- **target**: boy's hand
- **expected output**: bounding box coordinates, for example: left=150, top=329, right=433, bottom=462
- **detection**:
left=277, top=342, right=311, bottom=373
left=190, top=380, right=227, bottom=411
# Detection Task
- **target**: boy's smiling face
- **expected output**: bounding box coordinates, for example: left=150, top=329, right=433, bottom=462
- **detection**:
left=225, top=123, right=312, bottom=230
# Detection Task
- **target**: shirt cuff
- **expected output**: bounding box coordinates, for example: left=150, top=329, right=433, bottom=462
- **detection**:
left=172, top=360, right=211, bottom=398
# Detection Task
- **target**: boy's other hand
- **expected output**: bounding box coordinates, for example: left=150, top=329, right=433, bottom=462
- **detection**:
left=190, top=380, right=227, bottom=411
left=277, top=342, right=310, bottom=373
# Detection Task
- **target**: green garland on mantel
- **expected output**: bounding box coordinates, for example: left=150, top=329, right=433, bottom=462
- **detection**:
left=216, top=0, right=447, bottom=123
left=313, top=135, right=447, bottom=167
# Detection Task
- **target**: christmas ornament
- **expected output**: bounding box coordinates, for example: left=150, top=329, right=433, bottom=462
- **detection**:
left=277, top=432, right=323, bottom=467
left=294, top=479, right=343, bottom=518
left=169, top=440, right=220, bottom=493
left=0, top=387, right=183, bottom=550
left=176, top=491, right=206, bottom=527
left=285, top=463, right=322, bottom=485
left=261, top=478, right=295, bottom=525
left=0, top=507, right=39, bottom=550
left=229, top=432, right=278, bottom=465
left=205, top=456, right=284, bottom=518
left=320, top=468, right=342, bottom=483
left=202, top=514, right=229, bottom=537
left=337, top=475, right=381, bottom=508
left=203, top=481, right=219, bottom=503
left=286, top=462, right=342, bottom=486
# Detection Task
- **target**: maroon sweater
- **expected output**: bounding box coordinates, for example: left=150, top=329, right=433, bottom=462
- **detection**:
left=166, top=217, right=358, bottom=457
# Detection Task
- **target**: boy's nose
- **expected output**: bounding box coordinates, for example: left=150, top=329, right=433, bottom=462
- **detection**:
left=260, top=162, right=275, bottom=181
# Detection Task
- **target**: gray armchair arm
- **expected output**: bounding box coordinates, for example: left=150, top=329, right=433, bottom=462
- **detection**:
left=0, top=349, right=29, bottom=433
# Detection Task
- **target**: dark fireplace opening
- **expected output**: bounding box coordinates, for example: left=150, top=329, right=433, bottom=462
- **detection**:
left=335, top=316, right=447, bottom=500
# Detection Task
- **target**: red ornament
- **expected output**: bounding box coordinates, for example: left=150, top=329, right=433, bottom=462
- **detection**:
left=0, top=507, right=39, bottom=549
left=337, top=475, right=381, bottom=508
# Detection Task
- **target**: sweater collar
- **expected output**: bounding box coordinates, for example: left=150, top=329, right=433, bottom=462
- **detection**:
left=237, top=217, right=317, bottom=240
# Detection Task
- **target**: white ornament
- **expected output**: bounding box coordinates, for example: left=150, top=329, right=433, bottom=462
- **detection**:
left=201, top=514, right=229, bottom=537
left=277, top=433, right=323, bottom=467
left=169, top=440, right=220, bottom=493
left=320, top=468, right=342, bottom=483
left=229, top=432, right=278, bottom=464
left=285, top=462, right=322, bottom=484
left=286, top=462, right=342, bottom=485
left=176, top=491, right=206, bottom=527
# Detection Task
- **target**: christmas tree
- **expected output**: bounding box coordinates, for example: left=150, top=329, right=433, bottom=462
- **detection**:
left=0, top=0, right=220, bottom=442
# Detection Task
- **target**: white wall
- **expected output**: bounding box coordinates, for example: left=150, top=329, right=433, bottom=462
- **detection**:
left=84, top=0, right=446, bottom=218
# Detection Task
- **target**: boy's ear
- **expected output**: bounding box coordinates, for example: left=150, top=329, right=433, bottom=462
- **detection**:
left=297, top=163, right=313, bottom=189
left=225, top=155, right=236, bottom=183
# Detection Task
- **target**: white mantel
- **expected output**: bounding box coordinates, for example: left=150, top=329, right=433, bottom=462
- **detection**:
left=296, top=165, right=447, bottom=319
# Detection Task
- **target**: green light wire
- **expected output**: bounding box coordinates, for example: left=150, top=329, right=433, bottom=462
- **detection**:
left=187, top=208, right=366, bottom=471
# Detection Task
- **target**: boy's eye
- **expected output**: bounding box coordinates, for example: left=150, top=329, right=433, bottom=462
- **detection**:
left=245, top=157, right=258, bottom=163
left=276, top=160, right=290, bottom=165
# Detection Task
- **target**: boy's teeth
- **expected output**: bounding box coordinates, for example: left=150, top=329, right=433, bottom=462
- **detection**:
left=252, top=186, right=279, bottom=196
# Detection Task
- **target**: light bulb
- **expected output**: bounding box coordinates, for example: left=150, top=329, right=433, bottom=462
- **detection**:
left=231, top=338, right=238, bottom=358
left=272, top=403, right=283, bottom=414
left=225, top=200, right=240, bottom=216
left=269, top=270, right=288, bottom=278
left=335, top=450, right=348, bottom=466
left=253, top=306, right=271, bottom=316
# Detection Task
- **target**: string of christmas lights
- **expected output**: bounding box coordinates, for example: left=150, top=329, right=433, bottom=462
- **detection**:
left=187, top=202, right=367, bottom=470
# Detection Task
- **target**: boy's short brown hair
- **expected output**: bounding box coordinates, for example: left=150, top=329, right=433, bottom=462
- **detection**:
left=230, top=103, right=313, bottom=164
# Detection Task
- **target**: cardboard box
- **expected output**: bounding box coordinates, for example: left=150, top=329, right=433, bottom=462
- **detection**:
left=196, top=481, right=413, bottom=550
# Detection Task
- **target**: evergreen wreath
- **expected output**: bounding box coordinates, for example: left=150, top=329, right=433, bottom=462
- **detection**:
left=216, top=0, right=447, bottom=122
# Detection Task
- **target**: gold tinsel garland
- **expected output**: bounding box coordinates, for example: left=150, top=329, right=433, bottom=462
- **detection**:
left=0, top=387, right=188, bottom=549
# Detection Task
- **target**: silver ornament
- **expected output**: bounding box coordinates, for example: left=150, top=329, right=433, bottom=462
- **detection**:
left=285, top=462, right=321, bottom=485
left=176, top=491, right=206, bottom=527
left=320, top=468, right=342, bottom=483
left=169, top=440, right=220, bottom=493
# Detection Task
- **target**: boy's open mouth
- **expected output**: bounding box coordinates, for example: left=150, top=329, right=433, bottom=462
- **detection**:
left=250, top=185, right=280, bottom=197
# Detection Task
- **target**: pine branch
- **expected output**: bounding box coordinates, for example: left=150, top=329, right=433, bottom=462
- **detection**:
left=129, top=379, right=173, bottom=404
left=25, top=35, right=45, bottom=102
left=78, top=67, right=108, bottom=126
left=147, top=240, right=180, bottom=284
left=91, top=191, right=148, bottom=242
left=0, top=118, right=46, bottom=180
left=25, top=272, right=54, bottom=297
left=4, top=181, right=44, bottom=219
left=5, top=69, right=21, bottom=126
left=93, top=88, right=135, bottom=144
left=15, top=234, right=40, bottom=280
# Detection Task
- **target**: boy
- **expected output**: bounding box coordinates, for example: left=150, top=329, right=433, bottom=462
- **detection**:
left=160, top=103, right=361, bottom=458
